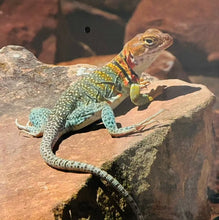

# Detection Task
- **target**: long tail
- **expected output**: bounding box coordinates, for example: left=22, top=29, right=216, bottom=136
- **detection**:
left=40, top=118, right=144, bottom=220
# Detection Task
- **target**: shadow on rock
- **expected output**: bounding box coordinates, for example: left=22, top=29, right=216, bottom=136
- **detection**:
left=162, top=85, right=201, bottom=100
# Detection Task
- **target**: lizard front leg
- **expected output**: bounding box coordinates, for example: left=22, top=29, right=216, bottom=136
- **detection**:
left=130, top=83, right=166, bottom=106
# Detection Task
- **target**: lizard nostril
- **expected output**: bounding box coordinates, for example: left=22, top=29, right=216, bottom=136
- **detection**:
left=165, top=34, right=173, bottom=41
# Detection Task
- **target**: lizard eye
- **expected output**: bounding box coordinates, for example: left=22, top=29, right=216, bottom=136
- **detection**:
left=144, top=38, right=155, bottom=46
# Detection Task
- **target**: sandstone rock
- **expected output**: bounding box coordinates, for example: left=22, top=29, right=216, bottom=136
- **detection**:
left=0, top=0, right=58, bottom=64
left=125, top=0, right=219, bottom=74
left=0, top=45, right=216, bottom=219
left=189, top=75, right=219, bottom=109
left=208, top=110, right=219, bottom=219
left=74, top=0, right=140, bottom=16
left=57, top=54, right=116, bottom=67
left=56, top=1, right=125, bottom=62
left=145, top=51, right=190, bottom=82
left=209, top=110, right=219, bottom=192
left=0, top=1, right=126, bottom=64
left=208, top=52, right=219, bottom=63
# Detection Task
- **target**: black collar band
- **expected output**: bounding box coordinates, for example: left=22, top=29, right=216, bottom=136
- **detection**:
left=112, top=53, right=139, bottom=85
left=112, top=59, right=132, bottom=84
left=119, top=53, right=139, bottom=82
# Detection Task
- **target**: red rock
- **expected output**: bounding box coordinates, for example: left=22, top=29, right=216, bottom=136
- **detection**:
left=210, top=110, right=219, bottom=192
left=0, top=1, right=126, bottom=64
left=38, top=35, right=57, bottom=64
left=0, top=0, right=58, bottom=64
left=145, top=51, right=190, bottom=82
left=125, top=0, right=219, bottom=73
left=76, top=0, right=141, bottom=15
left=189, top=75, right=219, bottom=109
left=57, top=54, right=116, bottom=67
left=56, top=1, right=125, bottom=62
left=208, top=52, right=219, bottom=63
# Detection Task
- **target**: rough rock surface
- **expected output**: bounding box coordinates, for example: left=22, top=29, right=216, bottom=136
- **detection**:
left=0, top=0, right=58, bottom=64
left=0, top=46, right=216, bottom=219
left=58, top=53, right=116, bottom=67
left=125, top=0, right=219, bottom=74
left=145, top=51, right=189, bottom=82
left=0, top=0, right=127, bottom=64
left=209, top=110, right=219, bottom=219
left=56, top=1, right=125, bottom=63
left=189, top=75, right=219, bottom=109
left=74, top=0, right=140, bottom=16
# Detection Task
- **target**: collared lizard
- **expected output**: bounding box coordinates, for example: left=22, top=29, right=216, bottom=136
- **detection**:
left=16, top=28, right=173, bottom=220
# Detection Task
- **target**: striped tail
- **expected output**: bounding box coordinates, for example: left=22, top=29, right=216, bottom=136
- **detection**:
left=40, top=119, right=144, bottom=220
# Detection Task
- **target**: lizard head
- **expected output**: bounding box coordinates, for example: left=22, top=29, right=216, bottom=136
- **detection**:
left=122, top=28, right=173, bottom=75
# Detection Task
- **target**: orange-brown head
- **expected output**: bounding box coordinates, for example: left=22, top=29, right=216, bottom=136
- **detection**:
left=122, top=28, right=173, bottom=75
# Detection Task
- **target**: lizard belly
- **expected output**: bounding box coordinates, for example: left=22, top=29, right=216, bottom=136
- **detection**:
left=109, top=93, right=128, bottom=110
left=72, top=110, right=102, bottom=131
left=64, top=92, right=128, bottom=134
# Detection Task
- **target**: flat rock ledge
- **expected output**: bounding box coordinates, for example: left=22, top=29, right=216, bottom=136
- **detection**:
left=0, top=46, right=216, bottom=220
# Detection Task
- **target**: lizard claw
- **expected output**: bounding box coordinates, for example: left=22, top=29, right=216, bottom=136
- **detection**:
left=15, top=119, right=28, bottom=130
left=15, top=119, right=43, bottom=137
left=135, top=109, right=165, bottom=131
left=136, top=119, right=157, bottom=131
left=139, top=79, right=151, bottom=89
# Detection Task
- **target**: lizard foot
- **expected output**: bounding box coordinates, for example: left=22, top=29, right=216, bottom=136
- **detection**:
left=15, top=107, right=51, bottom=137
left=148, top=85, right=167, bottom=99
left=15, top=119, right=43, bottom=137
left=139, top=79, right=151, bottom=89
left=106, top=108, right=165, bottom=137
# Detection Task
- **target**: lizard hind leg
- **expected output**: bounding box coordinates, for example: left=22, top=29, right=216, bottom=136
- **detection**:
left=101, top=104, right=164, bottom=137
left=15, top=107, right=51, bottom=137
